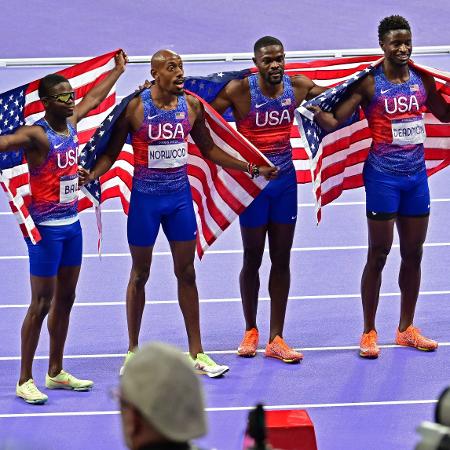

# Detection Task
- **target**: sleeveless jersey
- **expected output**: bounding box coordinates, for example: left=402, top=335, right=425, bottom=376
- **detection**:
left=28, top=119, right=79, bottom=225
left=236, top=74, right=297, bottom=174
left=363, top=65, right=428, bottom=175
left=131, top=89, right=192, bottom=194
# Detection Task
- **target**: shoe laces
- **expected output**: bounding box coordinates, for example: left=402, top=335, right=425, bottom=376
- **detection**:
left=24, top=380, right=40, bottom=395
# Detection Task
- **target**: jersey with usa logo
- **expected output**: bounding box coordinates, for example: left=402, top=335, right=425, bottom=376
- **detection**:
left=131, top=89, right=192, bottom=194
left=363, top=65, right=428, bottom=175
left=236, top=74, right=296, bottom=174
left=28, top=119, right=79, bottom=225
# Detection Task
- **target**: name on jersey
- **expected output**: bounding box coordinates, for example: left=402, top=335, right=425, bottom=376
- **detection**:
left=255, top=109, right=291, bottom=127
left=391, top=117, right=426, bottom=146
left=60, top=174, right=78, bottom=203
left=148, top=142, right=188, bottom=169
left=149, top=122, right=185, bottom=140
left=384, top=95, right=420, bottom=114
left=56, top=148, right=77, bottom=169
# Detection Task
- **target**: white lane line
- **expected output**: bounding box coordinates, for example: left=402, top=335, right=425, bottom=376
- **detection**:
left=297, top=198, right=450, bottom=207
left=1, top=197, right=449, bottom=216
left=2, top=289, right=450, bottom=309
left=0, top=399, right=438, bottom=418
left=2, top=241, right=450, bottom=260
left=1, top=343, right=449, bottom=361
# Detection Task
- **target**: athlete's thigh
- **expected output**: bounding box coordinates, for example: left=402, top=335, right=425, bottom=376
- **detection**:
left=169, top=239, right=196, bottom=272
left=363, top=163, right=400, bottom=219
left=26, top=226, right=65, bottom=278
left=127, top=189, right=162, bottom=247
left=161, top=187, right=197, bottom=242
left=268, top=171, right=298, bottom=225
left=396, top=215, right=429, bottom=252
left=398, top=170, right=430, bottom=218
left=239, top=187, right=271, bottom=228
left=59, top=221, right=83, bottom=270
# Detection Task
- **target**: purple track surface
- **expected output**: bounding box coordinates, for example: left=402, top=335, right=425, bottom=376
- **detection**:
left=0, top=2, right=449, bottom=450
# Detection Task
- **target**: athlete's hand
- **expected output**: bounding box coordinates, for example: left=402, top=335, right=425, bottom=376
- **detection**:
left=78, top=167, right=94, bottom=186
left=306, top=105, right=323, bottom=117
left=258, top=165, right=279, bottom=180
left=136, top=79, right=153, bottom=91
left=114, top=50, right=128, bottom=73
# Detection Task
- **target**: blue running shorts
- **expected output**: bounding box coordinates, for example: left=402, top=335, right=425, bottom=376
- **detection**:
left=127, top=186, right=198, bottom=246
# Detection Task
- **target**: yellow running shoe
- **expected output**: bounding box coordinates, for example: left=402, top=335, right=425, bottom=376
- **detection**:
left=16, top=379, right=48, bottom=404
left=190, top=353, right=229, bottom=378
left=119, top=350, right=136, bottom=376
left=45, top=370, right=93, bottom=391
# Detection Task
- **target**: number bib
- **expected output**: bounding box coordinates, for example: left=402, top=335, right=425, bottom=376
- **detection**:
left=147, top=142, right=188, bottom=169
left=60, top=174, right=78, bottom=203
left=391, top=117, right=426, bottom=146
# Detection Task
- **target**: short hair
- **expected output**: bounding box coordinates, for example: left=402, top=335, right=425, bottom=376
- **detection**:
left=38, top=74, right=69, bottom=99
left=254, top=36, right=283, bottom=54
left=378, top=15, right=411, bottom=41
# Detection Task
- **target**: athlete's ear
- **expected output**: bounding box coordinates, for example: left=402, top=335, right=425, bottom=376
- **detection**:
left=150, top=68, right=158, bottom=82
left=252, top=56, right=257, bottom=66
left=379, top=40, right=385, bottom=52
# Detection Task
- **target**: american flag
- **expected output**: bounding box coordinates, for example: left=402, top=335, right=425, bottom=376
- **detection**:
left=80, top=89, right=273, bottom=258
left=186, top=55, right=450, bottom=221
left=0, top=50, right=119, bottom=243
left=295, top=57, right=450, bottom=221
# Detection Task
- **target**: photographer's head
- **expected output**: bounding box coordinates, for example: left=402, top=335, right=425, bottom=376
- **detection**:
left=119, top=342, right=207, bottom=450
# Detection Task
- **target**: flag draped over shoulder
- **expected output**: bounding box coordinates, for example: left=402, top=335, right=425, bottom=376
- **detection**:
left=0, top=50, right=119, bottom=243
left=185, top=56, right=450, bottom=206
left=80, top=89, right=273, bottom=258
left=295, top=58, right=450, bottom=221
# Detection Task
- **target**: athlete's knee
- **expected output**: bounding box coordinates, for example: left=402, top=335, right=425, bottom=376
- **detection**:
left=367, top=245, right=391, bottom=270
left=29, top=294, right=52, bottom=319
left=174, top=262, right=196, bottom=285
left=242, top=247, right=264, bottom=271
left=400, top=245, right=423, bottom=266
left=129, top=267, right=150, bottom=289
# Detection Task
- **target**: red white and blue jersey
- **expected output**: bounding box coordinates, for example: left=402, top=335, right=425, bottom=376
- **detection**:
left=363, top=65, right=428, bottom=175
left=28, top=119, right=79, bottom=225
left=131, top=89, right=192, bottom=194
left=236, top=74, right=297, bottom=174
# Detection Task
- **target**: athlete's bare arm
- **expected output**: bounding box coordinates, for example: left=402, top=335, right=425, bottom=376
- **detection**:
left=71, top=51, right=128, bottom=125
left=309, top=75, right=374, bottom=131
left=210, top=79, right=251, bottom=120
left=187, top=95, right=277, bottom=179
left=421, top=73, right=450, bottom=122
left=291, top=75, right=327, bottom=104
left=78, top=96, right=141, bottom=185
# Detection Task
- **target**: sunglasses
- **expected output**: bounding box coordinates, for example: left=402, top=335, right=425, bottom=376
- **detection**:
left=46, top=92, right=76, bottom=104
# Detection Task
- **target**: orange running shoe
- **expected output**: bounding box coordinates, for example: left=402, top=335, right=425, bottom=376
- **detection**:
left=264, top=336, right=303, bottom=363
left=359, top=330, right=380, bottom=359
left=395, top=325, right=438, bottom=351
left=237, top=328, right=259, bottom=357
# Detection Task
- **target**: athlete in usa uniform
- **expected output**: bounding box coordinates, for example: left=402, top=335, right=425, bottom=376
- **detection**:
left=311, top=16, right=450, bottom=358
left=211, top=36, right=327, bottom=363
left=0, top=51, right=127, bottom=404
left=80, top=49, right=277, bottom=377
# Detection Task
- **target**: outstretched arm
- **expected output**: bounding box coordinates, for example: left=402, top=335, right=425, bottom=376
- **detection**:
left=422, top=73, right=450, bottom=122
left=0, top=126, right=40, bottom=153
left=74, top=50, right=128, bottom=123
left=189, top=97, right=277, bottom=180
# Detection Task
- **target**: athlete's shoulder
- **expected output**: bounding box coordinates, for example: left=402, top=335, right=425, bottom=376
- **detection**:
left=290, top=74, right=314, bottom=88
